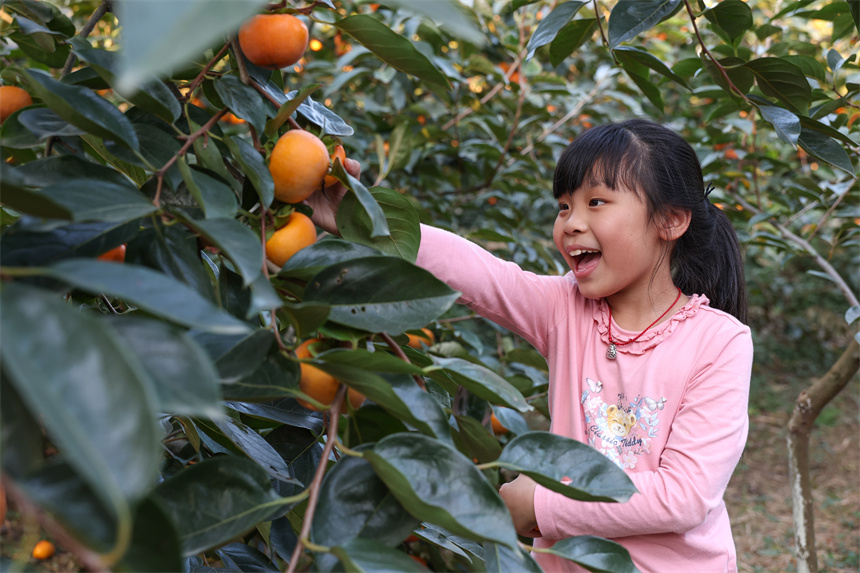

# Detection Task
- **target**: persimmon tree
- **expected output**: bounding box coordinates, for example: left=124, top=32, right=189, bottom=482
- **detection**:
left=0, top=1, right=857, bottom=572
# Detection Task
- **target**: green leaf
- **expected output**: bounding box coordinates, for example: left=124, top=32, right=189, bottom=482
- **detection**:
left=337, top=186, right=420, bottom=261
left=312, top=455, right=418, bottom=549
left=1, top=375, right=45, bottom=480
left=497, top=432, right=637, bottom=502
left=702, top=56, right=754, bottom=97
left=316, top=348, right=426, bottom=376
left=1, top=284, right=162, bottom=506
left=210, top=417, right=298, bottom=484
left=483, top=542, right=543, bottom=573
left=782, top=54, right=827, bottom=82
left=331, top=160, right=390, bottom=238
left=264, top=84, right=321, bottom=139
left=115, top=0, right=269, bottom=93
left=431, top=357, right=531, bottom=413
left=331, top=538, right=429, bottom=572
left=16, top=108, right=87, bottom=140
left=622, top=69, right=664, bottom=110
left=19, top=459, right=121, bottom=551
left=153, top=456, right=288, bottom=556
left=703, top=0, right=753, bottom=41
left=279, top=237, right=380, bottom=281
left=743, top=58, right=811, bottom=114
left=223, top=135, right=275, bottom=209
left=1, top=166, right=155, bottom=222
left=455, top=414, right=502, bottom=463
left=797, top=127, right=856, bottom=176
left=42, top=259, right=251, bottom=334
left=134, top=222, right=217, bottom=302
left=215, top=330, right=300, bottom=401
left=22, top=69, right=140, bottom=150
left=541, top=535, right=638, bottom=573
left=608, top=0, right=682, bottom=49
left=106, top=316, right=223, bottom=418
left=491, top=406, right=529, bottom=436
left=613, top=46, right=689, bottom=89
left=371, top=0, right=485, bottom=46
left=525, top=1, right=586, bottom=60
left=335, top=15, right=451, bottom=90
left=215, top=74, right=269, bottom=135
left=177, top=160, right=239, bottom=219
left=179, top=216, right=263, bottom=287
left=549, top=19, right=598, bottom=68
left=757, top=105, right=801, bottom=146
left=303, top=256, right=460, bottom=334
left=71, top=44, right=181, bottom=123
left=365, top=433, right=518, bottom=548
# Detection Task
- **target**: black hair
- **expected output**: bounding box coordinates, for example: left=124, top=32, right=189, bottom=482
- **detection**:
left=552, top=119, right=749, bottom=324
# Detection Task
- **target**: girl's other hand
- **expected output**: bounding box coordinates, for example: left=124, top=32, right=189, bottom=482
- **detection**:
left=305, top=157, right=361, bottom=236
left=499, top=474, right=539, bottom=536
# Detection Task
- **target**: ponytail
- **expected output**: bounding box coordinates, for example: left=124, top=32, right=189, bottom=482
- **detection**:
left=554, top=119, right=749, bottom=324
left=672, top=199, right=749, bottom=324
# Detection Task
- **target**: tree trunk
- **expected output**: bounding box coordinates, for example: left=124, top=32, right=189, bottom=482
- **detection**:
left=787, top=339, right=859, bottom=573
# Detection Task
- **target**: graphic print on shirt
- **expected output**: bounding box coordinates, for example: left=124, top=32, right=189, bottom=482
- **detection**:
left=581, top=377, right=666, bottom=469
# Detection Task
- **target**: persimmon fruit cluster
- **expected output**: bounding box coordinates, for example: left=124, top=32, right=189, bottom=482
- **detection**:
left=238, top=13, right=308, bottom=69
left=269, top=130, right=330, bottom=204
left=265, top=211, right=316, bottom=267
left=295, top=339, right=365, bottom=412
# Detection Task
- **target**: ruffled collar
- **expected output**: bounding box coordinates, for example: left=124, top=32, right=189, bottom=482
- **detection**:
left=593, top=294, right=709, bottom=355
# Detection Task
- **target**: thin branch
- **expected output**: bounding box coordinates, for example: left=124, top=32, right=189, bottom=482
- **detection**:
left=806, top=188, right=850, bottom=243
left=381, top=332, right=426, bottom=390
left=60, top=0, right=112, bottom=77
left=735, top=194, right=859, bottom=307
left=46, top=0, right=113, bottom=158
left=153, top=108, right=229, bottom=207
left=184, top=43, right=230, bottom=98
left=286, top=387, right=346, bottom=573
left=228, top=37, right=250, bottom=85
left=683, top=0, right=751, bottom=103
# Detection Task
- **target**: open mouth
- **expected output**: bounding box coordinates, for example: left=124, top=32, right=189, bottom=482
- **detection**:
left=568, top=249, right=601, bottom=272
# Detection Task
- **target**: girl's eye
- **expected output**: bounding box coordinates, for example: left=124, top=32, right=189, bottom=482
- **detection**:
left=588, top=198, right=605, bottom=207
left=558, top=203, right=569, bottom=211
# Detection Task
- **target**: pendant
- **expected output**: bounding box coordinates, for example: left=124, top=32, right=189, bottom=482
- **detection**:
left=606, top=342, right=617, bottom=360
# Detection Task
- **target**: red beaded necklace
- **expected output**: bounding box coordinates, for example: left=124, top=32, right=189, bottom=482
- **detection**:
left=606, top=287, right=683, bottom=360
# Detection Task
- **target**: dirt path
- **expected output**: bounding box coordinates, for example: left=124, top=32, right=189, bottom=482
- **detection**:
left=727, top=390, right=859, bottom=572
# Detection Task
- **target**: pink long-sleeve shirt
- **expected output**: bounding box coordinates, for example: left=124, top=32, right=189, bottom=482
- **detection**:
left=416, top=225, right=752, bottom=573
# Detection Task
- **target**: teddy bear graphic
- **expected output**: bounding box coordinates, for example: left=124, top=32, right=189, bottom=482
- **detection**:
left=606, top=404, right=637, bottom=438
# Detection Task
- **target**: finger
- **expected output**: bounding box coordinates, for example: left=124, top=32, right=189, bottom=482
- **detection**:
left=344, top=157, right=361, bottom=178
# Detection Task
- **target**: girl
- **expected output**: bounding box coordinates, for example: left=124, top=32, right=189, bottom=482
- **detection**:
left=309, top=119, right=753, bottom=572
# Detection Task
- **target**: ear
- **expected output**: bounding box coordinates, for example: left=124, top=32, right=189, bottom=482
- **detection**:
left=658, top=208, right=691, bottom=241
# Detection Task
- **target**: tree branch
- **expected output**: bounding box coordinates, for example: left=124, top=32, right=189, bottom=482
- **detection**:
left=682, top=0, right=751, bottom=103
left=286, top=387, right=346, bottom=573
left=734, top=194, right=859, bottom=308
left=153, top=107, right=228, bottom=207
left=381, top=332, right=426, bottom=390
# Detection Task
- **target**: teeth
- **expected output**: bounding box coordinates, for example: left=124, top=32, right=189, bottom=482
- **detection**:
left=569, top=249, right=598, bottom=257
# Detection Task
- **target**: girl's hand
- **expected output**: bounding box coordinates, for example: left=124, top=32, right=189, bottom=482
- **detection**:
left=305, top=157, right=361, bottom=236
left=499, top=474, right=540, bottom=537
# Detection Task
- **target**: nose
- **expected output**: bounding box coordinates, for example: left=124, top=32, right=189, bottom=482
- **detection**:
left=562, top=205, right=587, bottom=234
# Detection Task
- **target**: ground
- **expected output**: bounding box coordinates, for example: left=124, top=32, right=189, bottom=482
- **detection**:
left=727, top=379, right=860, bottom=573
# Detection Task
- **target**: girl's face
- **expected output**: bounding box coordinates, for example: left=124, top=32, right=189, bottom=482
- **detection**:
left=552, top=183, right=672, bottom=304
